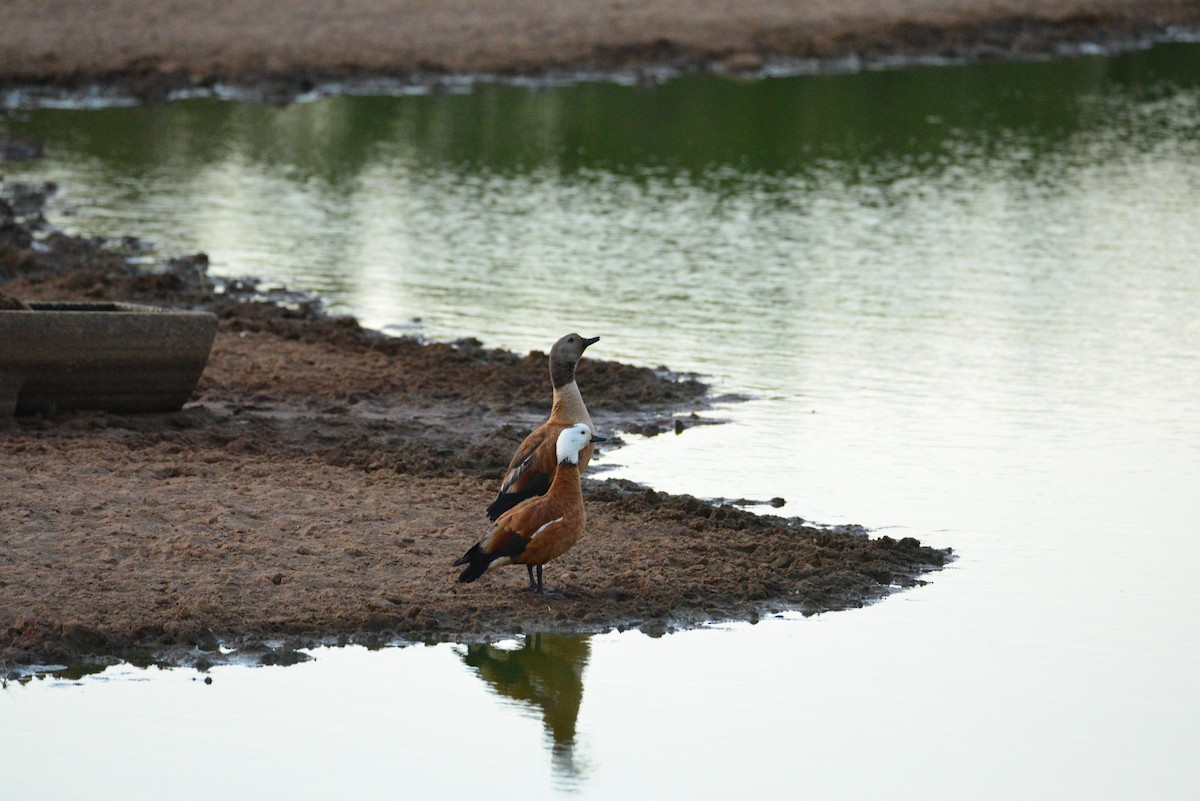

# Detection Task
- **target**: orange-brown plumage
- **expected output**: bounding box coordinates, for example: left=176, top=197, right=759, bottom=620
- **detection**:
left=458, top=424, right=602, bottom=594
left=480, top=464, right=585, bottom=567
left=487, top=333, right=599, bottom=521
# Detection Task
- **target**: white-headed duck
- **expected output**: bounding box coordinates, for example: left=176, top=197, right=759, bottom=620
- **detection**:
left=457, top=423, right=605, bottom=595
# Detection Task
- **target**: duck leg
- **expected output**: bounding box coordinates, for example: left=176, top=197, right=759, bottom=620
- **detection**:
left=526, top=564, right=538, bottom=591
left=535, top=565, right=565, bottom=600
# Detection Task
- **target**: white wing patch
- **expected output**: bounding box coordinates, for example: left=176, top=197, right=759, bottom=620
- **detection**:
left=528, top=517, right=564, bottom=540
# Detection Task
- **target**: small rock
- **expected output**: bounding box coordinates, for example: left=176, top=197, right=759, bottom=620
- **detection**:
left=641, top=618, right=668, bottom=638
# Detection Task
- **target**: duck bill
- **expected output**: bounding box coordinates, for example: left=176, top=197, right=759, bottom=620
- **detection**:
left=581, top=336, right=600, bottom=350
left=590, top=433, right=607, bottom=443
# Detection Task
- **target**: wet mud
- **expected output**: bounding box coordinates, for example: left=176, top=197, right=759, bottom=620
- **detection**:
left=1, top=1, right=1198, bottom=103
left=1, top=178, right=951, bottom=677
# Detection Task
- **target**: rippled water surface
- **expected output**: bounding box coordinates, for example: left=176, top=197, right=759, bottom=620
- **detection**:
left=4, top=44, right=1200, bottom=800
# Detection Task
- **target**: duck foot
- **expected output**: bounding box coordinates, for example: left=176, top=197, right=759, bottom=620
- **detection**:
left=524, top=564, right=564, bottom=599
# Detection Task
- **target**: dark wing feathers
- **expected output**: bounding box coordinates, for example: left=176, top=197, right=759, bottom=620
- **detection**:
left=486, top=433, right=554, bottom=521
left=499, top=441, right=539, bottom=494
left=455, top=522, right=531, bottom=583
left=486, top=469, right=551, bottom=521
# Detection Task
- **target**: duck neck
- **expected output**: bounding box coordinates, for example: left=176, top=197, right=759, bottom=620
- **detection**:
left=550, top=380, right=591, bottom=426
left=549, top=460, right=582, bottom=499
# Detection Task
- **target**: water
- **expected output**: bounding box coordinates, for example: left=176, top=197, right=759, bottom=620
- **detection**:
left=4, top=43, right=1200, bottom=799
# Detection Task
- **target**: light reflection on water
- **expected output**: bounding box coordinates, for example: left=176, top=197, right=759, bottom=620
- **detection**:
left=4, top=43, right=1200, bottom=800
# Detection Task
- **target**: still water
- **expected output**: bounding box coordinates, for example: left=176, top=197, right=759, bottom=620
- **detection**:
left=4, top=44, right=1200, bottom=799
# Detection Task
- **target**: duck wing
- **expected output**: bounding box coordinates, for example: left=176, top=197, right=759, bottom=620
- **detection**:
left=457, top=495, right=568, bottom=582
left=486, top=426, right=557, bottom=520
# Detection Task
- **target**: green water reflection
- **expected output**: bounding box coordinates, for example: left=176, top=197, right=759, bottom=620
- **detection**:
left=6, top=42, right=1200, bottom=184
left=459, top=633, right=591, bottom=781
left=6, top=42, right=1200, bottom=366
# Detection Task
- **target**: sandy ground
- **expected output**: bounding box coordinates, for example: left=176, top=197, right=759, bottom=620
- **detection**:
left=1, top=179, right=951, bottom=675
left=2, top=1, right=1198, bottom=97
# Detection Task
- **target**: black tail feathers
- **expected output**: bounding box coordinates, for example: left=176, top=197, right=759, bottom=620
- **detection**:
left=457, top=559, right=491, bottom=584
left=454, top=544, right=491, bottom=583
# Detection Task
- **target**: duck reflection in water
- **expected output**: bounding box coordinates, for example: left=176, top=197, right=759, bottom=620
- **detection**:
left=459, top=633, right=591, bottom=779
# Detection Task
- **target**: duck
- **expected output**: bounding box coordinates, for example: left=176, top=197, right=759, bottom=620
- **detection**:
left=486, top=332, right=600, bottom=521
left=456, top=423, right=605, bottom=595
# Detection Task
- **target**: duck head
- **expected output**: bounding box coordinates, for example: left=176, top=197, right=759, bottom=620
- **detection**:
left=549, top=333, right=600, bottom=388
left=557, top=423, right=607, bottom=465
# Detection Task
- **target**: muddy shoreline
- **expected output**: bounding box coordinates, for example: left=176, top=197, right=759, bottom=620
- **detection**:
left=2, top=1, right=1199, bottom=103
left=2, top=173, right=950, bottom=677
